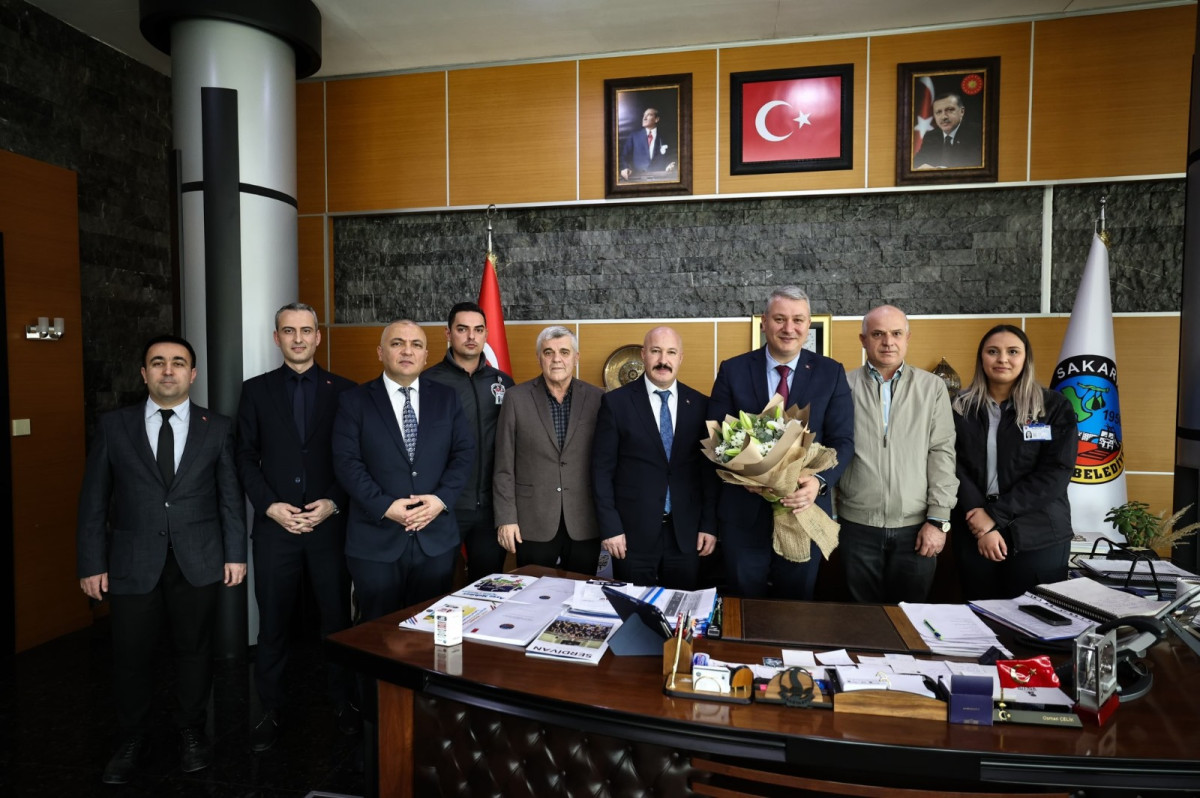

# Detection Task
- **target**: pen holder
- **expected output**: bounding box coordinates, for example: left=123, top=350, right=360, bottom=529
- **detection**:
left=663, top=637, right=693, bottom=677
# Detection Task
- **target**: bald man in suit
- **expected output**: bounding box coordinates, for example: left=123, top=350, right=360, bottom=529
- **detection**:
left=592, top=326, right=717, bottom=589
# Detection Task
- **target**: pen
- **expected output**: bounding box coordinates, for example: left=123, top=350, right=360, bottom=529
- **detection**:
left=923, top=619, right=944, bottom=640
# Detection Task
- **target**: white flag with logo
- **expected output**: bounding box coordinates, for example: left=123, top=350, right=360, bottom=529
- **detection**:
left=1049, top=233, right=1127, bottom=536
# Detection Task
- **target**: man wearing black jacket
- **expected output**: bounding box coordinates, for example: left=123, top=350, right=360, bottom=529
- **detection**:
left=236, top=303, right=358, bottom=751
left=424, top=301, right=516, bottom=581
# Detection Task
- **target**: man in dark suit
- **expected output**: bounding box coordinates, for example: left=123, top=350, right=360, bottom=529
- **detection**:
left=77, top=334, right=246, bottom=785
left=332, top=319, right=474, bottom=622
left=619, top=107, right=677, bottom=180
left=592, top=326, right=717, bottom=589
left=494, top=325, right=603, bottom=574
left=709, top=286, right=854, bottom=600
left=236, top=303, right=358, bottom=752
left=914, top=92, right=982, bottom=169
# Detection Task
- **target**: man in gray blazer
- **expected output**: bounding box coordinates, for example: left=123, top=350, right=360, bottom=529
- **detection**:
left=494, top=325, right=603, bottom=574
left=77, top=335, right=246, bottom=785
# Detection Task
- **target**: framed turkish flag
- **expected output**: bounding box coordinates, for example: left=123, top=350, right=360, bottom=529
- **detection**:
left=730, top=64, right=853, bottom=175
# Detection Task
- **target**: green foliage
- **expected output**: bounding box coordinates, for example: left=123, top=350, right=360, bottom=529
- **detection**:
left=1105, top=501, right=1200, bottom=550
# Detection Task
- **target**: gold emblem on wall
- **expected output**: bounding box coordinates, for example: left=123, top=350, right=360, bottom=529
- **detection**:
left=603, top=345, right=644, bottom=390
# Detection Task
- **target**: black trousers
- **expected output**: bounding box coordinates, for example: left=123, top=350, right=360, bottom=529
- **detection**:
left=253, top=524, right=352, bottom=710
left=109, top=549, right=219, bottom=735
left=954, top=531, right=1071, bottom=600
left=516, top=513, right=601, bottom=576
left=612, top=516, right=701, bottom=590
left=458, top=505, right=508, bottom=582
left=347, top=535, right=457, bottom=623
left=721, top=502, right=820, bottom=600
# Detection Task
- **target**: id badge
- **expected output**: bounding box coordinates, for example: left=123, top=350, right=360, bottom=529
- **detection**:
left=1023, top=422, right=1051, bottom=441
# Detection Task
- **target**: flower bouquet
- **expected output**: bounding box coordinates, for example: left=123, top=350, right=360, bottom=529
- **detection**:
left=701, top=395, right=839, bottom=563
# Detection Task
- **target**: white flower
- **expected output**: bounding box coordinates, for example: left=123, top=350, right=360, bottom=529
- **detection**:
left=660, top=144, right=669, bottom=155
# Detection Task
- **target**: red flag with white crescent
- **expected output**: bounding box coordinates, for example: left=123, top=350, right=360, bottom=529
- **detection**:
left=478, top=250, right=511, bottom=375
left=740, top=76, right=843, bottom=163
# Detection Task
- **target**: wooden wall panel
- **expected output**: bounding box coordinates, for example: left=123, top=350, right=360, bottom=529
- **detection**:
left=296, top=82, right=325, bottom=215
left=504, top=323, right=545, bottom=384
left=719, top=40, right=868, bottom=194
left=1, top=150, right=90, bottom=651
left=1112, top=315, right=1178, bottom=474
left=830, top=319, right=861, bottom=370
left=867, top=23, right=1031, bottom=187
left=326, top=73, right=447, bottom=213
left=716, top=319, right=751, bottom=368
left=1030, top=6, right=1194, bottom=180
left=449, top=62, right=578, bottom=206
left=1126, top=474, right=1175, bottom=520
left=578, top=51, right=718, bottom=200
left=297, top=216, right=325, bottom=324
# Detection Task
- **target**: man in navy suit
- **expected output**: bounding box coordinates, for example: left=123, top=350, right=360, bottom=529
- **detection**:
left=709, top=286, right=854, bottom=600
left=77, top=334, right=246, bottom=784
left=332, top=319, right=474, bottom=622
left=237, top=303, right=358, bottom=752
left=593, top=327, right=717, bottom=589
left=619, top=107, right=677, bottom=180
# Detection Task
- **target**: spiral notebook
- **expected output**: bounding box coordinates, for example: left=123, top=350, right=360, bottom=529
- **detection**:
left=1033, top=577, right=1167, bottom=623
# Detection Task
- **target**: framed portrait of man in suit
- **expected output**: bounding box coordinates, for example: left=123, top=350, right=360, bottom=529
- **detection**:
left=604, top=73, right=692, bottom=199
left=897, top=57, right=1000, bottom=185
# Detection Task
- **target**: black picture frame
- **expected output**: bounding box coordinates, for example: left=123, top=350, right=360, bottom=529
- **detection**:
left=604, top=74, right=692, bottom=199
left=896, top=57, right=1000, bottom=185
left=729, top=64, right=853, bottom=175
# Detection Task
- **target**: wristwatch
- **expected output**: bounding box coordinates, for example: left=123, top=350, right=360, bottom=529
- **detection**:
left=928, top=518, right=951, bottom=533
left=815, top=475, right=829, bottom=496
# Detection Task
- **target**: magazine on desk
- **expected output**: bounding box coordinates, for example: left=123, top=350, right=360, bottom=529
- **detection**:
left=455, top=573, right=541, bottom=602
left=525, top=613, right=621, bottom=665
left=399, top=594, right=498, bottom=632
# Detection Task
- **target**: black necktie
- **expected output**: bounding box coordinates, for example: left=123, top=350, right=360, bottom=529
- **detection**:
left=292, top=373, right=307, bottom=441
left=157, top=408, right=175, bottom=486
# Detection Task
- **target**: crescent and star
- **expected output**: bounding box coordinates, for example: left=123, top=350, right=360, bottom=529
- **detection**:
left=755, top=100, right=812, bottom=141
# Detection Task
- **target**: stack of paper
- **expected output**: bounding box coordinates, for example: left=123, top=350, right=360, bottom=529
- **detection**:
left=968, top=594, right=1093, bottom=641
left=899, top=602, right=1011, bottom=658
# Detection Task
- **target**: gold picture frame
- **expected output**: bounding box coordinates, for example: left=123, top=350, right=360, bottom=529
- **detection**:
left=751, top=314, right=831, bottom=356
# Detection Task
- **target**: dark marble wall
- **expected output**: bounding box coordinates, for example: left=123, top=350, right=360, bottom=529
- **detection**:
left=0, top=0, right=173, bottom=423
left=333, top=179, right=1184, bottom=324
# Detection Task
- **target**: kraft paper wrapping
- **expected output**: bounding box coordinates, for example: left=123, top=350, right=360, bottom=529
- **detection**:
left=702, top=398, right=840, bottom=563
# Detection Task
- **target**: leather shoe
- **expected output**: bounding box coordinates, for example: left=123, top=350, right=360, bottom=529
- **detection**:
left=249, top=709, right=280, bottom=752
left=178, top=727, right=211, bottom=773
left=102, top=735, right=146, bottom=785
left=335, top=700, right=361, bottom=736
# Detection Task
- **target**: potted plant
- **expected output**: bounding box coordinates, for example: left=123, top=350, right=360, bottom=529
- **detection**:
left=1103, top=501, right=1200, bottom=556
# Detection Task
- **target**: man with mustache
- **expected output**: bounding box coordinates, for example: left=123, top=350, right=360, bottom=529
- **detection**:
left=592, top=326, right=716, bottom=589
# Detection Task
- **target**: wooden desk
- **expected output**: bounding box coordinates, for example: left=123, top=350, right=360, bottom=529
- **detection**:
left=327, top=571, right=1200, bottom=796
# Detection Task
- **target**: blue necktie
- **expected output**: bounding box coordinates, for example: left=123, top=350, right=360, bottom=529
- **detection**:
left=399, top=387, right=417, bottom=460
left=656, top=389, right=673, bottom=514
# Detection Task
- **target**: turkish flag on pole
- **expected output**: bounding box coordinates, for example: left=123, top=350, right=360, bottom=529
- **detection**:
left=478, top=248, right=511, bottom=375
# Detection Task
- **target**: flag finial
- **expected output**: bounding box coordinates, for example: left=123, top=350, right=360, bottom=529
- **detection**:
left=1098, top=195, right=1109, bottom=246
left=485, top=204, right=496, bottom=254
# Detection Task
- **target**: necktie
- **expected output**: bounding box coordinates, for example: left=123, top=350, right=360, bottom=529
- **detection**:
left=775, top=365, right=791, bottom=405
left=945, top=134, right=953, bottom=147
left=655, top=390, right=673, bottom=514
left=292, top=373, right=306, bottom=441
left=157, top=408, right=175, bottom=486
left=647, top=131, right=653, bottom=150
left=399, top=387, right=418, bottom=460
